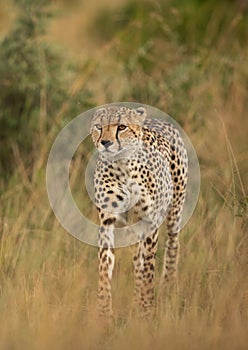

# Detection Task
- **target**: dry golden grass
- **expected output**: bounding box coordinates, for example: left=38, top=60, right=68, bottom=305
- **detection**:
left=0, top=167, right=247, bottom=349
left=0, top=1, right=247, bottom=349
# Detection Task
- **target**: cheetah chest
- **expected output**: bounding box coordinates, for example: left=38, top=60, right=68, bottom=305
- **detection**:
left=94, top=145, right=173, bottom=228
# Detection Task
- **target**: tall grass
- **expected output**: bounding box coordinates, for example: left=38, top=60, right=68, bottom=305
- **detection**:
left=0, top=0, right=247, bottom=349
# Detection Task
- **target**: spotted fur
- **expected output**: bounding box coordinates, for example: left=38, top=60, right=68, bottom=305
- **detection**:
left=90, top=106, right=188, bottom=317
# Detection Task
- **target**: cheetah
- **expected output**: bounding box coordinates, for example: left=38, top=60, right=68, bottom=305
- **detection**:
left=90, top=105, right=188, bottom=317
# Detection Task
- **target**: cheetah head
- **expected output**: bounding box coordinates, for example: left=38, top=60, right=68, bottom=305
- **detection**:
left=90, top=106, right=146, bottom=157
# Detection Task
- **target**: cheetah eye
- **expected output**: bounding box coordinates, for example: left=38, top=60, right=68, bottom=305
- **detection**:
left=95, top=124, right=102, bottom=130
left=117, top=125, right=127, bottom=131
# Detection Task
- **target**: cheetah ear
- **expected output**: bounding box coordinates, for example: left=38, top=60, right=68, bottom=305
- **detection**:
left=136, top=107, right=147, bottom=123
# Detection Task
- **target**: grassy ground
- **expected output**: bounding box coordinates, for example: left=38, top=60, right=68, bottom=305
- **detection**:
left=0, top=1, right=247, bottom=349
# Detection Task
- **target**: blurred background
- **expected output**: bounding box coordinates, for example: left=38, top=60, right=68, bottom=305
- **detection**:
left=0, top=0, right=247, bottom=349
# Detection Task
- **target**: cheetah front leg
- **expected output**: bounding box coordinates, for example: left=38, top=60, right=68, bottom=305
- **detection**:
left=133, top=230, right=158, bottom=316
left=97, top=215, right=116, bottom=318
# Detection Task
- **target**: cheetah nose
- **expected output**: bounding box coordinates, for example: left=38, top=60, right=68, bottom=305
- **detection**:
left=101, top=140, right=113, bottom=148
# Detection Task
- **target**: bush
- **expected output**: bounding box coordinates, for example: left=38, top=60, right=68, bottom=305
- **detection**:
left=0, top=0, right=91, bottom=177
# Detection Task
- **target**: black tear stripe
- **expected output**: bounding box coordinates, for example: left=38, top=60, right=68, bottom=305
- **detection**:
left=116, top=128, right=121, bottom=149
left=96, top=127, right=102, bottom=144
left=95, top=114, right=103, bottom=144
left=115, top=114, right=122, bottom=149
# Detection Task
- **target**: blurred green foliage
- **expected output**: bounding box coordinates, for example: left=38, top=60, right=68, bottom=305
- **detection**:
left=90, top=0, right=247, bottom=121
left=93, top=0, right=248, bottom=50
left=0, top=0, right=91, bottom=177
